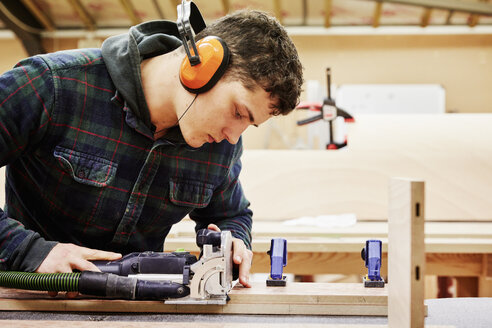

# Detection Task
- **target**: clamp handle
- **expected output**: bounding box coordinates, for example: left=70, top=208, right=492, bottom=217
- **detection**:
left=362, top=240, right=383, bottom=282
left=267, top=238, right=287, bottom=281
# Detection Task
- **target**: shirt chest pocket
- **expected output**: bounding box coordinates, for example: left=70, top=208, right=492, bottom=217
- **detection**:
left=169, top=178, right=214, bottom=209
left=53, top=145, right=118, bottom=187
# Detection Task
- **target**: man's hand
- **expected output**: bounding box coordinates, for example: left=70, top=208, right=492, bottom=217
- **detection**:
left=36, top=243, right=122, bottom=297
left=207, top=224, right=253, bottom=288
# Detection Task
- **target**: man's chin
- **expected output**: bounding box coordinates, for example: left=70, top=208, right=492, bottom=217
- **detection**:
left=184, top=138, right=206, bottom=149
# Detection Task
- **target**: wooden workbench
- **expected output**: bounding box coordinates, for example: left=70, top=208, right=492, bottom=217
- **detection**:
left=233, top=115, right=492, bottom=297
left=164, top=219, right=492, bottom=297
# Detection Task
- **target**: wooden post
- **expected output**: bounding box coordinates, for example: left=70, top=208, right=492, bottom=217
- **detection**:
left=479, top=254, right=492, bottom=297
left=388, top=178, right=425, bottom=328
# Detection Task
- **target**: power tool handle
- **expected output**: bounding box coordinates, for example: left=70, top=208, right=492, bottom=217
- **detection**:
left=196, top=229, right=222, bottom=247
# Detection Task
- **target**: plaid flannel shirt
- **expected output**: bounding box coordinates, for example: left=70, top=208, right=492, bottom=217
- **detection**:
left=0, top=48, right=252, bottom=271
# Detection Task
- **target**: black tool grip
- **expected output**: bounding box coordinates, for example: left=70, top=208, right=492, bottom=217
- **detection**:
left=196, top=229, right=222, bottom=248
left=79, top=271, right=136, bottom=299
left=79, top=271, right=189, bottom=300
left=136, top=280, right=189, bottom=299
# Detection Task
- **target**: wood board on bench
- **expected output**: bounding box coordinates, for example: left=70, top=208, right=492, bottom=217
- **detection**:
left=0, top=321, right=456, bottom=328
left=240, top=114, right=492, bottom=222
left=0, top=282, right=388, bottom=316
left=167, top=219, right=492, bottom=240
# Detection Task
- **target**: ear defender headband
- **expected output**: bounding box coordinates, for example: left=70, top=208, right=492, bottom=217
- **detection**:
left=177, top=0, right=230, bottom=94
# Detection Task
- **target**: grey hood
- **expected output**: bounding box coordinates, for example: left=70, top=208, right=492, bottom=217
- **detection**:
left=101, top=20, right=183, bottom=130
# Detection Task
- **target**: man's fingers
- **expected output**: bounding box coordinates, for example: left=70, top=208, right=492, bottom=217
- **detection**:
left=238, top=252, right=252, bottom=288
left=71, top=258, right=102, bottom=272
left=207, top=224, right=221, bottom=232
left=232, top=239, right=252, bottom=288
left=232, top=239, right=246, bottom=264
left=81, top=247, right=122, bottom=261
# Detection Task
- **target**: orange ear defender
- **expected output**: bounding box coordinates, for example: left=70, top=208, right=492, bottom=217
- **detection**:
left=177, top=1, right=230, bottom=94
left=179, top=36, right=230, bottom=94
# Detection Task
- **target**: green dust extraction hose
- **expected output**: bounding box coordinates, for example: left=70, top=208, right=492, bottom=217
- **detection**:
left=0, top=271, right=80, bottom=292
left=0, top=271, right=189, bottom=300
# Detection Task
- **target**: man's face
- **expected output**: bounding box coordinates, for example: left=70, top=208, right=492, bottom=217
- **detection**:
left=178, top=79, right=274, bottom=148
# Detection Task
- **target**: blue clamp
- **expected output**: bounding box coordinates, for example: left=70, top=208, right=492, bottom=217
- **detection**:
left=266, top=238, right=287, bottom=286
left=361, top=239, right=385, bottom=288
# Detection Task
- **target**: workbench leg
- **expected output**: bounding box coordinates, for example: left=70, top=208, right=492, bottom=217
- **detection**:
left=456, top=277, right=478, bottom=297
left=424, top=275, right=438, bottom=299
left=478, top=277, right=492, bottom=297
left=388, top=178, right=425, bottom=328
left=479, top=254, right=492, bottom=297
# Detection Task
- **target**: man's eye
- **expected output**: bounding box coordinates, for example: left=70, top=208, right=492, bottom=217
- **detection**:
left=235, top=108, right=242, bottom=119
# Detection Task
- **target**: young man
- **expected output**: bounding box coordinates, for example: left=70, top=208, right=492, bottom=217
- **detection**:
left=0, top=7, right=303, bottom=291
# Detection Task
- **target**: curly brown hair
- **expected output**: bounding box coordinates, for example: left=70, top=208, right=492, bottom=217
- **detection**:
left=196, top=10, right=304, bottom=115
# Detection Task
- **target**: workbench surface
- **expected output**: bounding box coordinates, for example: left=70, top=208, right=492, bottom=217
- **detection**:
left=0, top=298, right=491, bottom=328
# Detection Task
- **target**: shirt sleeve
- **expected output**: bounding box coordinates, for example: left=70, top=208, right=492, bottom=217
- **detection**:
left=189, top=139, right=253, bottom=249
left=0, top=55, right=58, bottom=271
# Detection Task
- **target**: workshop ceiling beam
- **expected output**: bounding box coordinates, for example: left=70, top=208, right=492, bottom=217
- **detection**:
left=367, top=0, right=492, bottom=15
left=302, top=0, right=307, bottom=26
left=221, top=0, right=230, bottom=14
left=420, top=8, right=432, bottom=27
left=373, top=1, right=383, bottom=27
left=119, top=0, right=140, bottom=25
left=469, top=0, right=489, bottom=27
left=469, top=13, right=480, bottom=27
left=0, top=0, right=46, bottom=56
left=66, top=0, right=95, bottom=30
left=20, top=0, right=55, bottom=31
left=324, top=0, right=332, bottom=28
left=273, top=0, right=283, bottom=25
left=445, top=10, right=454, bottom=25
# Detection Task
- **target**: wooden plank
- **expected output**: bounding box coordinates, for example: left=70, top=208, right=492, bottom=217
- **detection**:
left=373, top=2, right=383, bottom=28
left=456, top=277, right=478, bottom=297
left=478, top=277, right=492, bottom=297
left=0, top=282, right=388, bottom=315
left=0, top=320, right=457, bottom=328
left=420, top=8, right=432, bottom=27
left=273, top=0, right=283, bottom=24
left=378, top=0, right=492, bottom=15
left=221, top=0, right=230, bottom=14
left=485, top=254, right=492, bottom=277
left=445, top=10, right=454, bottom=24
left=164, top=236, right=492, bottom=255
left=324, top=0, right=332, bottom=28
left=388, top=178, right=425, bottom=328
left=426, top=253, right=483, bottom=276
left=119, top=0, right=140, bottom=25
left=66, top=0, right=96, bottom=30
left=163, top=243, right=486, bottom=278
left=253, top=252, right=484, bottom=277
left=240, top=114, right=492, bottom=222
left=168, top=219, right=492, bottom=240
